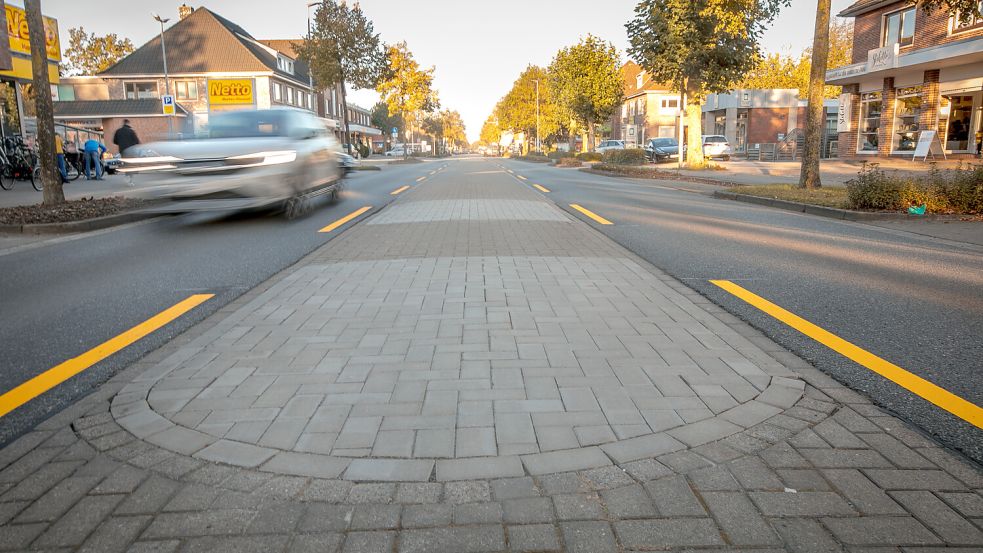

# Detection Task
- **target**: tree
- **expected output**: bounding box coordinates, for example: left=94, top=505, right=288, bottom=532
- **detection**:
left=370, top=101, right=402, bottom=148
left=63, top=27, right=134, bottom=75
left=494, top=65, right=563, bottom=154
left=627, top=0, right=788, bottom=167
left=548, top=35, right=623, bottom=152
left=800, top=0, right=831, bottom=190
left=920, top=0, right=982, bottom=19
left=376, top=42, right=439, bottom=155
left=480, top=115, right=501, bottom=154
left=440, top=110, right=467, bottom=151
left=25, top=0, right=60, bottom=205
left=295, top=0, right=387, bottom=149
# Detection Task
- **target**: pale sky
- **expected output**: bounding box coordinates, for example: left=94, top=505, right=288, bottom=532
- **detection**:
left=43, top=0, right=854, bottom=141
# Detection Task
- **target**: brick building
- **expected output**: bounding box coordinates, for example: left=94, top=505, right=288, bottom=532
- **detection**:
left=609, top=62, right=681, bottom=146
left=827, top=0, right=983, bottom=158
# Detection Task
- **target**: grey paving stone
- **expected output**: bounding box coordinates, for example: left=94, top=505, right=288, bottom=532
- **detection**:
left=537, top=473, right=585, bottom=496
left=395, top=483, right=442, bottom=504
left=644, top=475, right=706, bottom=516
left=821, top=516, right=941, bottom=546
left=601, top=484, right=658, bottom=518
left=503, top=496, right=554, bottom=524
left=141, top=509, right=254, bottom=538
left=864, top=469, right=967, bottom=491
left=297, top=504, right=355, bottom=532
left=0, top=522, right=51, bottom=551
left=128, top=539, right=182, bottom=553
left=560, top=521, right=619, bottom=553
left=77, top=515, right=152, bottom=553
left=343, top=459, right=434, bottom=482
left=456, top=427, right=497, bottom=457
left=720, top=400, right=782, bottom=428
left=301, top=479, right=352, bottom=502
left=436, top=456, right=524, bottom=481
left=398, top=525, right=506, bottom=553
left=750, top=491, right=856, bottom=517
left=621, top=458, right=673, bottom=481
left=341, top=530, right=394, bottom=553
left=453, top=502, right=503, bottom=524
left=244, top=503, right=305, bottom=534
left=553, top=493, right=605, bottom=520
left=402, top=503, right=453, bottom=527
left=521, top=447, right=611, bottom=475
left=350, top=504, right=400, bottom=530
left=799, top=448, right=893, bottom=469
left=615, top=518, right=725, bottom=548
left=689, top=465, right=741, bottom=491
left=114, top=476, right=182, bottom=516
left=891, top=490, right=983, bottom=545
left=347, top=483, right=396, bottom=504
left=700, top=491, right=780, bottom=546
left=14, top=475, right=100, bottom=522
left=180, top=535, right=291, bottom=553
left=729, top=456, right=785, bottom=490
left=600, top=432, right=685, bottom=463
left=491, top=477, right=539, bottom=500
left=580, top=465, right=635, bottom=490
left=509, top=523, right=561, bottom=552
left=939, top=491, right=983, bottom=517
left=770, top=516, right=843, bottom=553
left=668, top=417, right=743, bottom=447
left=444, top=480, right=491, bottom=504
left=261, top=452, right=350, bottom=479
left=33, top=494, right=124, bottom=548
left=288, top=533, right=344, bottom=553
left=193, top=440, right=275, bottom=468
left=822, top=468, right=905, bottom=515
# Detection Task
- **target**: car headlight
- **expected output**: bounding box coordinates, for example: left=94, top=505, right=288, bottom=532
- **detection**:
left=226, top=150, right=297, bottom=167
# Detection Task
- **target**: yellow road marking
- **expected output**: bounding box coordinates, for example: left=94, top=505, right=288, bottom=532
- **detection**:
left=570, top=204, right=613, bottom=225
left=710, top=280, right=983, bottom=429
left=0, top=294, right=214, bottom=418
left=318, top=206, right=372, bottom=233
left=533, top=184, right=550, bottom=193
left=390, top=185, right=410, bottom=195
left=416, top=176, right=426, bottom=182
left=517, top=175, right=527, bottom=180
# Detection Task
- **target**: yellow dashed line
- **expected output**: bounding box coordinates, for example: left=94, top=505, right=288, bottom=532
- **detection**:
left=318, top=206, right=372, bottom=233
left=416, top=176, right=426, bottom=182
left=533, top=184, right=550, bottom=193
left=570, top=204, right=613, bottom=225
left=390, top=185, right=411, bottom=195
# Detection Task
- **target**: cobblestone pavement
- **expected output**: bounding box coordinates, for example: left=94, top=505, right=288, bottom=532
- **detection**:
left=1, top=158, right=981, bottom=552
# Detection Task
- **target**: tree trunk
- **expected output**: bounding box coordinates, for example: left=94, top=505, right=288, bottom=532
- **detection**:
left=684, top=78, right=705, bottom=168
left=26, top=0, right=62, bottom=205
left=800, top=0, right=831, bottom=189
left=339, top=80, right=351, bottom=154
left=587, top=118, right=596, bottom=152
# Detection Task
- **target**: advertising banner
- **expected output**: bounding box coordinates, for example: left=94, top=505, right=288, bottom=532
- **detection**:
left=5, top=3, right=60, bottom=61
left=208, top=78, right=255, bottom=105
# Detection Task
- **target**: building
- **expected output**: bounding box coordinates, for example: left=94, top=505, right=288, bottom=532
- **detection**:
left=702, top=89, right=839, bottom=158
left=54, top=6, right=315, bottom=148
left=609, top=62, right=681, bottom=146
left=827, top=0, right=983, bottom=158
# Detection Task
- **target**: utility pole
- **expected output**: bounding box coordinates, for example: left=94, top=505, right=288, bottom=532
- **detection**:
left=153, top=14, right=172, bottom=136
left=26, top=0, right=61, bottom=204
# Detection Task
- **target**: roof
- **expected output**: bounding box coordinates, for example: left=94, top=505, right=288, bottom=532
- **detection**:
left=620, top=61, right=673, bottom=98
left=100, top=8, right=310, bottom=86
left=53, top=99, right=188, bottom=118
left=838, top=0, right=907, bottom=17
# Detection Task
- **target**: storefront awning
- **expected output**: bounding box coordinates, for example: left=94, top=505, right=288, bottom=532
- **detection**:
left=827, top=37, right=983, bottom=86
left=348, top=123, right=382, bottom=136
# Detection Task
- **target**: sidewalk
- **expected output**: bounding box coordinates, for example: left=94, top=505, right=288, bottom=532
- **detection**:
left=0, top=160, right=980, bottom=552
left=0, top=174, right=141, bottom=209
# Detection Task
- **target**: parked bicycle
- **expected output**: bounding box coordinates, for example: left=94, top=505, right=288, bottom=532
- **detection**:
left=0, top=136, right=40, bottom=191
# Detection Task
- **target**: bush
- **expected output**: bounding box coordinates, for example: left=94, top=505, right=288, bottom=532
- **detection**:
left=556, top=157, right=583, bottom=168
left=547, top=150, right=575, bottom=160
left=576, top=152, right=603, bottom=162
left=602, top=148, right=648, bottom=166
left=357, top=143, right=370, bottom=159
left=846, top=163, right=983, bottom=213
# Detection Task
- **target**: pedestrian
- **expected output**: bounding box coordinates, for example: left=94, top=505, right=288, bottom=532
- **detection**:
left=55, top=132, right=69, bottom=184
left=113, top=119, right=140, bottom=155
left=83, top=137, right=107, bottom=180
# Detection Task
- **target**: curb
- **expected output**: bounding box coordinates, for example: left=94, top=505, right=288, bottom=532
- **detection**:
left=580, top=167, right=744, bottom=187
left=712, top=190, right=932, bottom=221
left=0, top=209, right=165, bottom=235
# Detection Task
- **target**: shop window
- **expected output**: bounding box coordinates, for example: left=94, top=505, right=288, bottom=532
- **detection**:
left=952, top=1, right=983, bottom=31
left=124, top=82, right=158, bottom=99
left=893, top=87, right=921, bottom=152
left=714, top=114, right=726, bottom=136
left=939, top=95, right=974, bottom=151
left=883, top=7, right=915, bottom=47
left=174, top=81, right=197, bottom=101
left=858, top=92, right=882, bottom=152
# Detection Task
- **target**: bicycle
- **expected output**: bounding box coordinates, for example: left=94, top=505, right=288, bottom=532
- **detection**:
left=0, top=136, right=40, bottom=191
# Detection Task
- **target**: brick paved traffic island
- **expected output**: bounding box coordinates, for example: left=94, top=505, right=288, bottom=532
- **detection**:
left=2, top=159, right=981, bottom=551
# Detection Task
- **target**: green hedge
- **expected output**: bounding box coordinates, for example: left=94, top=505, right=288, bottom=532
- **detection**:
left=576, top=152, right=603, bottom=162
left=847, top=163, right=983, bottom=213
left=602, top=149, right=648, bottom=165
left=548, top=150, right=575, bottom=160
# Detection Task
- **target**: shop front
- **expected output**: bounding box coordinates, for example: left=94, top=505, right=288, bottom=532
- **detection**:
left=0, top=2, right=60, bottom=139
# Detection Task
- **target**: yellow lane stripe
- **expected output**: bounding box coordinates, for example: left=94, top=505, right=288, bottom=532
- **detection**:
left=570, top=204, right=613, bottom=225
left=318, top=206, right=372, bottom=233
left=517, top=175, right=527, bottom=180
left=390, top=185, right=410, bottom=195
left=416, top=176, right=426, bottom=182
left=533, top=184, right=550, bottom=193
left=0, top=294, right=214, bottom=418
left=710, top=280, right=983, bottom=429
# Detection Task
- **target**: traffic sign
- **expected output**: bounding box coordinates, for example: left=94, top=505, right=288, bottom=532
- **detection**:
left=161, top=94, right=175, bottom=115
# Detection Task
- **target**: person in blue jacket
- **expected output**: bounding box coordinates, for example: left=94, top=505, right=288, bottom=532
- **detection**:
left=83, top=137, right=107, bottom=180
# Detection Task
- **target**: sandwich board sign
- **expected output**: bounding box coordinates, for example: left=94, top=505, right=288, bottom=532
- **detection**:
left=161, top=94, right=175, bottom=116
left=912, top=130, right=945, bottom=161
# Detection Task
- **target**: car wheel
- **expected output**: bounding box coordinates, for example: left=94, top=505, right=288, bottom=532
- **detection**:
left=721, top=155, right=731, bottom=161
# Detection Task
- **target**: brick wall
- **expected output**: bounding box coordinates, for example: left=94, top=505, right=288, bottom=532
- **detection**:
left=102, top=116, right=189, bottom=153
left=918, top=70, right=941, bottom=139
left=747, top=107, right=792, bottom=143
left=878, top=77, right=896, bottom=155
left=850, top=2, right=983, bottom=65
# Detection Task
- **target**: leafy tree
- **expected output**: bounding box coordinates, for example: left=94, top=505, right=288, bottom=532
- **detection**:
left=440, top=110, right=467, bottom=150
left=376, top=41, right=439, bottom=155
left=479, top=115, right=501, bottom=154
left=920, top=0, right=982, bottom=19
left=295, top=0, right=387, bottom=148
left=63, top=27, right=134, bottom=76
left=627, top=0, right=788, bottom=167
left=370, top=101, right=402, bottom=148
left=548, top=35, right=623, bottom=152
left=494, top=65, right=563, bottom=154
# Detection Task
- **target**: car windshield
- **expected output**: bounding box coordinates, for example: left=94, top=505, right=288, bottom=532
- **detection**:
left=705, top=136, right=727, bottom=143
left=208, top=111, right=293, bottom=139
left=650, top=138, right=678, bottom=147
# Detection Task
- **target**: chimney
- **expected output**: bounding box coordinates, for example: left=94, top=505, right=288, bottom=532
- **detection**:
left=179, top=4, right=193, bottom=19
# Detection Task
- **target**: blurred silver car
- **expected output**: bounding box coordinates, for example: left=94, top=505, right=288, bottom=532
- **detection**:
left=122, top=109, right=342, bottom=217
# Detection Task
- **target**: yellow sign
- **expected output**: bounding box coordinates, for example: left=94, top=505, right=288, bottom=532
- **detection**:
left=208, top=79, right=254, bottom=105
left=162, top=94, right=175, bottom=115
left=0, top=56, right=58, bottom=83
left=4, top=4, right=60, bottom=62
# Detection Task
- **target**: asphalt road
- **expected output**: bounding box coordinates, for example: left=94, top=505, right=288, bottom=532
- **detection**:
left=499, top=159, right=983, bottom=463
left=0, top=161, right=437, bottom=446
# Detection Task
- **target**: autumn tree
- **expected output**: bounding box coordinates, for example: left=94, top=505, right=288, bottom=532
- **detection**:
left=627, top=0, right=788, bottom=167
left=494, top=65, right=563, bottom=154
left=370, top=101, right=402, bottom=148
left=441, top=110, right=467, bottom=151
left=548, top=35, right=623, bottom=152
left=63, top=27, right=134, bottom=75
left=376, top=42, right=439, bottom=155
left=296, top=0, right=387, bottom=148
left=480, top=115, right=502, bottom=154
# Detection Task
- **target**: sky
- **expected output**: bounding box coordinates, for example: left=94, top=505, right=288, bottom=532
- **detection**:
left=42, top=0, right=854, bottom=142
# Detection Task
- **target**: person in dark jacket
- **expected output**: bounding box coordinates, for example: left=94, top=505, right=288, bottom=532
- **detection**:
left=113, top=120, right=140, bottom=155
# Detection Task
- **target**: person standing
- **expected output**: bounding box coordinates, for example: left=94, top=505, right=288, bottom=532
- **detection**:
left=83, top=137, right=107, bottom=180
left=113, top=119, right=140, bottom=155
left=55, top=133, right=68, bottom=183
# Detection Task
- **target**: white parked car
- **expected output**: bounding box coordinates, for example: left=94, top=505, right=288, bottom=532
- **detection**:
left=385, top=145, right=410, bottom=156
left=121, top=108, right=342, bottom=217
left=596, top=140, right=625, bottom=153
left=702, top=135, right=733, bottom=160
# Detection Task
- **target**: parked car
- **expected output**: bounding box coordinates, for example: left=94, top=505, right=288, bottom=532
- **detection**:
left=121, top=108, right=342, bottom=217
left=596, top=140, right=625, bottom=153
left=338, top=151, right=359, bottom=175
left=701, top=135, right=733, bottom=160
left=643, top=137, right=680, bottom=163
left=385, top=145, right=410, bottom=156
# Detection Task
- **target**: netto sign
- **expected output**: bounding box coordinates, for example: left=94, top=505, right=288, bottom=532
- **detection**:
left=208, top=78, right=254, bottom=105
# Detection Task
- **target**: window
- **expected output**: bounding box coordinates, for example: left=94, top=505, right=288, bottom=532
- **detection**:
left=174, top=81, right=197, bottom=101
left=893, top=87, right=921, bottom=152
left=286, top=87, right=294, bottom=104
left=636, top=73, right=644, bottom=89
left=952, top=1, right=983, bottom=31
left=661, top=99, right=678, bottom=109
left=858, top=92, right=882, bottom=152
left=273, top=83, right=282, bottom=101
left=883, top=7, right=915, bottom=47
left=124, top=82, right=158, bottom=99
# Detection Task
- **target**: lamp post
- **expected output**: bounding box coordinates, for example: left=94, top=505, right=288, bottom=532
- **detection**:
left=153, top=14, right=172, bottom=136
left=534, top=79, right=540, bottom=153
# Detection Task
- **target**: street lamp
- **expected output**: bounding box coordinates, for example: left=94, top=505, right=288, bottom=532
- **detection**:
left=533, top=79, right=540, bottom=153
left=152, top=14, right=172, bottom=135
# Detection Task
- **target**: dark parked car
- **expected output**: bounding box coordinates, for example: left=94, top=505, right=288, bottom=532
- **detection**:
left=643, top=137, right=680, bottom=162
